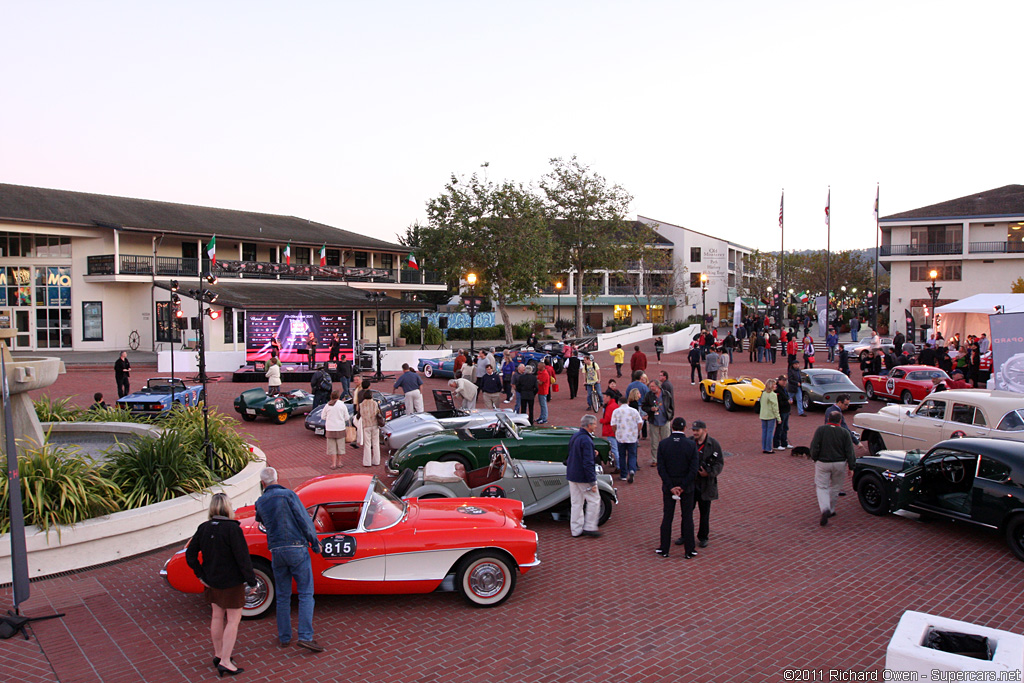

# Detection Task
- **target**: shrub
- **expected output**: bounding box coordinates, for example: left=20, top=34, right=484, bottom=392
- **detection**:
left=512, top=322, right=533, bottom=339
left=445, top=325, right=503, bottom=341
left=76, top=405, right=153, bottom=424
left=0, top=439, right=120, bottom=534
left=104, top=431, right=215, bottom=509
left=160, top=405, right=255, bottom=479
left=34, top=395, right=81, bottom=422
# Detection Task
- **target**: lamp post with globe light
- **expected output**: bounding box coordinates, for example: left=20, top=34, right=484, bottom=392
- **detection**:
left=700, top=273, right=708, bottom=324
left=926, top=269, right=941, bottom=337
left=555, top=281, right=563, bottom=335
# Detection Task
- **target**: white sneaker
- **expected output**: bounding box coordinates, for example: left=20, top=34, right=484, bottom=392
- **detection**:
left=691, top=382, right=695, bottom=385
left=786, top=444, right=795, bottom=449
left=776, top=446, right=786, bottom=451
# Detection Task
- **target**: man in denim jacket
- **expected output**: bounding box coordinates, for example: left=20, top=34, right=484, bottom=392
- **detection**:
left=255, top=468, right=324, bottom=653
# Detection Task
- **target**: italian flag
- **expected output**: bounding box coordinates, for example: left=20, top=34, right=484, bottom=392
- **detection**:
left=283, top=242, right=291, bottom=266
left=206, top=235, right=216, bottom=268
left=319, top=244, right=326, bottom=267
left=799, top=291, right=809, bottom=303
left=407, top=252, right=419, bottom=270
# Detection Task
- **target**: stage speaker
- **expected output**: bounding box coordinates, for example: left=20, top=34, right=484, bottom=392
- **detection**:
left=438, top=316, right=448, bottom=330
left=420, top=316, right=429, bottom=329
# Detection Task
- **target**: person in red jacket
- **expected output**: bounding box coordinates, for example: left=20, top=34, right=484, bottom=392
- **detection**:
left=600, top=391, right=620, bottom=472
left=630, top=345, right=648, bottom=374
left=537, top=362, right=552, bottom=424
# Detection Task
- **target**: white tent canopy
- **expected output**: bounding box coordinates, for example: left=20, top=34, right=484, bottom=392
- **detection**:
left=935, top=293, right=1024, bottom=341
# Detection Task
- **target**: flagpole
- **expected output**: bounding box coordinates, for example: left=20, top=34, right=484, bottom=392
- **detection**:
left=825, top=187, right=831, bottom=337
left=873, top=183, right=880, bottom=331
left=779, top=190, right=784, bottom=331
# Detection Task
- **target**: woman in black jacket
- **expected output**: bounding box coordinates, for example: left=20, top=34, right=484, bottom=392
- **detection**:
left=514, top=364, right=539, bottom=424
left=186, top=493, right=257, bottom=676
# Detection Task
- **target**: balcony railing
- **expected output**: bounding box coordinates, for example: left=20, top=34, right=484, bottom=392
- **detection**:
left=86, top=255, right=445, bottom=285
left=969, top=241, right=1024, bottom=254
left=879, top=243, right=963, bottom=257
left=607, top=285, right=638, bottom=295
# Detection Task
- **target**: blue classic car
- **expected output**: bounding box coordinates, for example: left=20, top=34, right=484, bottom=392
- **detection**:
left=417, top=355, right=458, bottom=379
left=304, top=389, right=407, bottom=435
left=116, top=377, right=204, bottom=416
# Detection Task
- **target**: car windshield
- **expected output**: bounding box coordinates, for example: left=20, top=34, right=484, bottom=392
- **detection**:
left=811, top=374, right=848, bottom=386
left=904, top=449, right=925, bottom=468
left=362, top=479, right=406, bottom=531
left=997, top=409, right=1024, bottom=432
left=497, top=413, right=521, bottom=439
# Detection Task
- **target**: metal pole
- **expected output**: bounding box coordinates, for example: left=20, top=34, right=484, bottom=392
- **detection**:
left=873, top=183, right=880, bottom=330
left=779, top=189, right=784, bottom=331
left=825, top=186, right=831, bottom=335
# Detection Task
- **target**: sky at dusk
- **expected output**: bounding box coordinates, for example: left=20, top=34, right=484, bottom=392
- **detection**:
left=2, top=0, right=1021, bottom=253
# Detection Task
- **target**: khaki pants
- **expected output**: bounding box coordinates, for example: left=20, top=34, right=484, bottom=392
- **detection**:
left=649, top=422, right=672, bottom=464
left=814, top=460, right=847, bottom=513
left=404, top=389, right=424, bottom=415
left=482, top=392, right=503, bottom=410
left=568, top=481, right=600, bottom=535
left=362, top=425, right=381, bottom=466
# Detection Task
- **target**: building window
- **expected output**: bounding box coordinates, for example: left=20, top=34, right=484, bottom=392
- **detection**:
left=537, top=306, right=555, bottom=323
left=377, top=314, right=391, bottom=337
left=326, top=249, right=341, bottom=266
left=294, top=247, right=310, bottom=265
left=379, top=254, right=394, bottom=270
left=0, top=267, right=32, bottom=306
left=155, top=302, right=182, bottom=343
left=910, top=261, right=962, bottom=281
left=354, top=252, right=368, bottom=268
left=241, top=243, right=257, bottom=262
left=690, top=247, right=701, bottom=263
left=910, top=225, right=962, bottom=248
left=689, top=272, right=703, bottom=288
left=614, top=305, right=632, bottom=322
left=0, top=233, right=68, bottom=258
left=224, top=307, right=234, bottom=344
left=82, top=302, right=103, bottom=341
left=646, top=305, right=665, bottom=324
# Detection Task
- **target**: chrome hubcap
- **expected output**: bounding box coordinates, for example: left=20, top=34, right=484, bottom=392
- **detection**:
left=469, top=562, right=505, bottom=598
left=245, top=575, right=270, bottom=609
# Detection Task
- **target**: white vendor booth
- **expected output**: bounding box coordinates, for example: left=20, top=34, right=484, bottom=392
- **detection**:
left=935, top=293, right=1024, bottom=341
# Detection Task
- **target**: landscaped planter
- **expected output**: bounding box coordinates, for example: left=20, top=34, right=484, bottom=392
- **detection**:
left=0, top=447, right=266, bottom=584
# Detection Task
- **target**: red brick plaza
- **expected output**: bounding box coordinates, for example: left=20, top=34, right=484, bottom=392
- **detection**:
left=3, top=339, right=1023, bottom=682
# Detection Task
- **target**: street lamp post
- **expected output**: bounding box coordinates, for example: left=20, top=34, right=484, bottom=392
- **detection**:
left=555, top=281, right=563, bottom=334
left=366, top=291, right=385, bottom=382
left=926, top=269, right=941, bottom=337
left=767, top=286, right=773, bottom=326
left=466, top=273, right=478, bottom=356
left=189, top=272, right=221, bottom=472
left=700, top=272, right=708, bottom=324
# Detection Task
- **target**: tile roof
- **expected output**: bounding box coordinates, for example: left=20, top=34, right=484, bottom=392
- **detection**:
left=0, top=183, right=406, bottom=251
left=881, top=184, right=1024, bottom=221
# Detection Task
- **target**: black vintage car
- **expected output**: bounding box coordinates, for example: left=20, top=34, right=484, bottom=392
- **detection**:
left=854, top=437, right=1024, bottom=561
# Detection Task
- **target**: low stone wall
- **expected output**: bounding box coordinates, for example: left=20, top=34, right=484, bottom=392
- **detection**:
left=380, top=348, right=450, bottom=372
left=595, top=323, right=654, bottom=352
left=0, top=447, right=267, bottom=584
left=662, top=324, right=701, bottom=355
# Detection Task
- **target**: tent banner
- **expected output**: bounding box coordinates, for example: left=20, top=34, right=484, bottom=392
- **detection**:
left=815, top=296, right=827, bottom=337
left=989, top=312, right=1024, bottom=393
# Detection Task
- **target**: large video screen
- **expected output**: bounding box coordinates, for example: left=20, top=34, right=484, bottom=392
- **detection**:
left=246, top=310, right=355, bottom=363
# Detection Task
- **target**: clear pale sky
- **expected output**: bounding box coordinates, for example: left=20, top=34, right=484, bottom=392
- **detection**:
left=2, top=1, right=1020, bottom=253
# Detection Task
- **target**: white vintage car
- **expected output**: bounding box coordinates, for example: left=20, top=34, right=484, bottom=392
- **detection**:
left=854, top=389, right=1024, bottom=455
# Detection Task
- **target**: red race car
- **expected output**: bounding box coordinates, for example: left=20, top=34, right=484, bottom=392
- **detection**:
left=161, top=473, right=539, bottom=617
left=863, top=365, right=950, bottom=405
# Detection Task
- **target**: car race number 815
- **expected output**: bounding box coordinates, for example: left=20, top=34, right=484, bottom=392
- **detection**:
left=321, top=535, right=357, bottom=558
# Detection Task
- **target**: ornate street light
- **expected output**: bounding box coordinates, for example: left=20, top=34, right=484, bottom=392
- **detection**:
left=465, top=273, right=480, bottom=355
left=555, top=281, right=563, bottom=333
left=365, top=291, right=386, bottom=382
left=700, top=272, right=708, bottom=323
left=926, top=269, right=941, bottom=336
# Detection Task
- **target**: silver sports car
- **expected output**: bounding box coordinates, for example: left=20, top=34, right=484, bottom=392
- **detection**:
left=383, top=407, right=530, bottom=452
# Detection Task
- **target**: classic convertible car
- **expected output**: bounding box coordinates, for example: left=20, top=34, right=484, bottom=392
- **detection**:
left=116, top=377, right=204, bottom=416
left=854, top=389, right=1024, bottom=455
left=698, top=377, right=765, bottom=411
left=847, top=337, right=896, bottom=362
left=399, top=444, right=617, bottom=525
left=382, top=397, right=530, bottom=451
left=863, top=365, right=949, bottom=404
left=417, top=355, right=458, bottom=379
left=161, top=474, right=539, bottom=616
left=387, top=413, right=612, bottom=474
left=853, top=437, right=1024, bottom=561
left=234, top=388, right=314, bottom=424
left=798, top=369, right=867, bottom=412
left=304, top=389, right=406, bottom=435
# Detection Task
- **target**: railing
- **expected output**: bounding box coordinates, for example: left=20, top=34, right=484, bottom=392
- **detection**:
left=398, top=269, right=444, bottom=284
left=969, top=241, right=1024, bottom=254
left=879, top=243, right=962, bottom=257
left=156, top=257, right=199, bottom=276
left=607, top=285, right=639, bottom=295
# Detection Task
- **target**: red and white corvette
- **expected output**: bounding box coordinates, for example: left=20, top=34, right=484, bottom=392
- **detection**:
left=161, top=474, right=539, bottom=617
left=863, top=365, right=949, bottom=405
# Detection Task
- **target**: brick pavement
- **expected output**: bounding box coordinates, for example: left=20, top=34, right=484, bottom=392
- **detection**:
left=3, top=338, right=1024, bottom=682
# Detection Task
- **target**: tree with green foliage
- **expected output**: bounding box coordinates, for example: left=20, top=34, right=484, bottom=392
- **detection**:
left=416, top=173, right=552, bottom=344
left=1012, top=276, right=1024, bottom=294
left=541, top=156, right=633, bottom=336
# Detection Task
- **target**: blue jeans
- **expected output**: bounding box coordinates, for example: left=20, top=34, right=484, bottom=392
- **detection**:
left=774, top=412, right=790, bottom=448
left=617, top=441, right=637, bottom=477
left=756, top=347, right=765, bottom=363
left=851, top=330, right=859, bottom=342
left=604, top=436, right=618, bottom=467
left=827, top=346, right=835, bottom=362
left=726, top=347, right=734, bottom=363
left=794, top=385, right=805, bottom=415
left=538, top=394, right=548, bottom=422
left=586, top=383, right=601, bottom=410
left=271, top=544, right=315, bottom=644
left=761, top=419, right=776, bottom=452
left=340, top=376, right=351, bottom=399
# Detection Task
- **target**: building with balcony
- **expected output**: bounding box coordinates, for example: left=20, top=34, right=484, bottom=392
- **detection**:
left=513, top=217, right=752, bottom=329
left=879, top=184, right=1024, bottom=335
left=0, top=183, right=443, bottom=356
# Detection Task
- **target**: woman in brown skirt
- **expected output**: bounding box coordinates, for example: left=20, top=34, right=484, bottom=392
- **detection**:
left=186, top=493, right=257, bottom=676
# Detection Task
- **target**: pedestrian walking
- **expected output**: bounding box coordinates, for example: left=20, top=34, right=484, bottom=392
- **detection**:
left=611, top=389, right=643, bottom=483
left=810, top=411, right=856, bottom=526
left=655, top=417, right=698, bottom=559
left=357, top=383, right=382, bottom=467
left=759, top=378, right=781, bottom=453
left=186, top=493, right=257, bottom=676
left=610, top=344, right=625, bottom=377
left=689, top=421, right=723, bottom=549
left=565, top=352, right=581, bottom=400
left=321, top=390, right=350, bottom=470
left=567, top=415, right=602, bottom=538
left=688, top=344, right=703, bottom=385
left=629, top=345, right=648, bottom=375
left=654, top=337, right=665, bottom=362
left=393, top=364, right=424, bottom=414
left=265, top=357, right=282, bottom=396
left=254, top=468, right=324, bottom=653
left=642, top=380, right=673, bottom=467
left=584, top=356, right=602, bottom=412
left=114, top=351, right=131, bottom=398
left=310, top=364, right=332, bottom=409
left=837, top=343, right=850, bottom=376
left=514, top=365, right=538, bottom=424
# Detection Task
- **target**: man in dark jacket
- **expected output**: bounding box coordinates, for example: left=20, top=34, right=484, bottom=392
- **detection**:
left=514, top=364, right=538, bottom=424
left=810, top=412, right=856, bottom=527
left=774, top=376, right=793, bottom=450
left=338, top=353, right=354, bottom=400
left=566, top=415, right=601, bottom=538
left=837, top=343, right=851, bottom=376
left=310, top=364, right=332, bottom=408
left=688, top=344, right=703, bottom=385
left=630, top=345, right=648, bottom=374
left=565, top=353, right=581, bottom=400
left=656, top=417, right=698, bottom=558
left=687, top=420, right=723, bottom=548
left=255, top=467, right=324, bottom=652
left=787, top=360, right=805, bottom=416
left=892, top=331, right=905, bottom=355
left=642, top=381, right=674, bottom=467
left=114, top=351, right=131, bottom=398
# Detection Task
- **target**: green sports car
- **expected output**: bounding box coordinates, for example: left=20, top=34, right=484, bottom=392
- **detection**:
left=386, top=413, right=612, bottom=474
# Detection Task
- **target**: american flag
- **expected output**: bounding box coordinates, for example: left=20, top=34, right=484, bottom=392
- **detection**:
left=825, top=189, right=831, bottom=227
left=779, top=191, right=784, bottom=229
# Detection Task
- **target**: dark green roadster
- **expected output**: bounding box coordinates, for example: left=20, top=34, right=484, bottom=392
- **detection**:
left=386, top=413, right=612, bottom=474
left=853, top=437, right=1024, bottom=561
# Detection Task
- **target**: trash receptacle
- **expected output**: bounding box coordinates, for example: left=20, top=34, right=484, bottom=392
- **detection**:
left=886, top=610, right=1023, bottom=675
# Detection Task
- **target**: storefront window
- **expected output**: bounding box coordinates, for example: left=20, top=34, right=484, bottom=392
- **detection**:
left=646, top=305, right=665, bottom=323
left=614, top=305, right=632, bottom=322
left=82, top=302, right=103, bottom=341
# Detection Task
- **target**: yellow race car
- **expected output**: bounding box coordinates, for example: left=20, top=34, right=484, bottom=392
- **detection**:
left=698, top=377, right=765, bottom=411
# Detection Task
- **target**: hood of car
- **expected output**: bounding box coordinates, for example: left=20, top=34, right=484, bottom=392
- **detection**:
left=857, top=449, right=923, bottom=473
left=410, top=498, right=512, bottom=528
